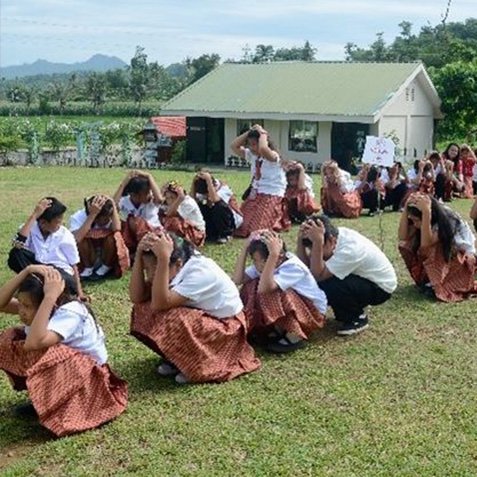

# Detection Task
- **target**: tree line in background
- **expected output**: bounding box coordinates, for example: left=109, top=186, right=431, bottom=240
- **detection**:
left=1, top=18, right=476, bottom=140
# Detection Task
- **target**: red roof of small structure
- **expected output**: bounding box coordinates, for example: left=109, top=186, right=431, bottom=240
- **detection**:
left=150, top=116, right=186, bottom=140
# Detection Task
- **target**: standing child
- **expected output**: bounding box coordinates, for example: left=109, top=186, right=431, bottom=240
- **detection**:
left=69, top=195, right=129, bottom=280
left=129, top=232, right=260, bottom=384
left=160, top=181, right=206, bottom=247
left=0, top=265, right=127, bottom=436
left=113, top=170, right=163, bottom=256
left=460, top=144, right=476, bottom=198
left=399, top=193, right=477, bottom=302
left=231, top=125, right=290, bottom=237
left=284, top=162, right=320, bottom=223
left=190, top=170, right=243, bottom=243
left=8, top=197, right=85, bottom=300
left=233, top=230, right=327, bottom=353
left=320, top=160, right=362, bottom=218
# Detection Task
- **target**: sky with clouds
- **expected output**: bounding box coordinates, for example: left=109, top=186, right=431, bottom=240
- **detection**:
left=1, top=0, right=475, bottom=67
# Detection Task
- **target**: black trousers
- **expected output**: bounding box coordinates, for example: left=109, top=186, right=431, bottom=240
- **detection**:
left=199, top=201, right=235, bottom=241
left=434, top=173, right=446, bottom=200
left=384, top=183, right=407, bottom=211
left=360, top=190, right=385, bottom=213
left=319, top=274, right=391, bottom=322
left=8, top=247, right=78, bottom=295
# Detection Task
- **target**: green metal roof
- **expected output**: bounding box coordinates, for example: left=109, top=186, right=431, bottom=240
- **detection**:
left=161, top=62, right=427, bottom=118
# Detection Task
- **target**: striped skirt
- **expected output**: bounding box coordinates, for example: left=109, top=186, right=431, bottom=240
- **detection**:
left=321, top=185, right=362, bottom=218
left=0, top=328, right=128, bottom=437
left=399, top=240, right=477, bottom=302
left=285, top=188, right=321, bottom=221
left=82, top=229, right=130, bottom=277
left=240, top=279, right=326, bottom=340
left=234, top=193, right=291, bottom=238
left=130, top=304, right=261, bottom=383
left=121, top=216, right=162, bottom=252
left=161, top=216, right=206, bottom=247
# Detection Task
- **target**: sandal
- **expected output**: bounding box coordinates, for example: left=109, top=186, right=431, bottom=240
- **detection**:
left=266, top=335, right=306, bottom=354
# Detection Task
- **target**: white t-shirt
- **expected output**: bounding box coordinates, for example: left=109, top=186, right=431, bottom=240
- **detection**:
left=453, top=219, right=476, bottom=254
left=245, top=252, right=328, bottom=314
left=216, top=183, right=244, bottom=228
left=24, top=222, right=80, bottom=275
left=118, top=195, right=161, bottom=228
left=338, top=170, right=356, bottom=193
left=326, top=227, right=397, bottom=294
left=177, top=196, right=206, bottom=231
left=24, top=301, right=107, bottom=365
left=472, top=164, right=477, bottom=182
left=170, top=255, right=243, bottom=318
left=69, top=209, right=112, bottom=233
left=245, top=148, right=287, bottom=197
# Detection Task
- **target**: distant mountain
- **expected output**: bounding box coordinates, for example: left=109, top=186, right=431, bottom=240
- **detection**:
left=0, top=54, right=128, bottom=79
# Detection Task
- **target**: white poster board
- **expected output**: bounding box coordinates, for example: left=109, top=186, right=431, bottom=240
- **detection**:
left=362, top=136, right=395, bottom=167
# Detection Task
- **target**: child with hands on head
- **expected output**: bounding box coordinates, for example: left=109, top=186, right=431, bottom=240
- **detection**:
left=159, top=181, right=206, bottom=247
left=233, top=229, right=327, bottom=353
left=399, top=191, right=476, bottom=302
left=70, top=194, right=129, bottom=280
left=0, top=265, right=127, bottom=436
left=129, top=231, right=260, bottom=384
left=8, top=196, right=86, bottom=302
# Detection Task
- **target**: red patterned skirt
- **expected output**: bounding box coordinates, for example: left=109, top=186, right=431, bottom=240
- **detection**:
left=0, top=328, right=128, bottom=437
left=81, top=229, right=130, bottom=277
left=321, top=185, right=362, bottom=218
left=161, top=216, right=205, bottom=247
left=285, top=188, right=321, bottom=219
left=121, top=216, right=162, bottom=252
left=399, top=240, right=477, bottom=302
left=240, top=279, right=325, bottom=340
left=234, top=193, right=291, bottom=238
left=130, top=304, right=261, bottom=383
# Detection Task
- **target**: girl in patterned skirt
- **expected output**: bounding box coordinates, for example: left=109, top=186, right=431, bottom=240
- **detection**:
left=0, top=265, right=127, bottom=436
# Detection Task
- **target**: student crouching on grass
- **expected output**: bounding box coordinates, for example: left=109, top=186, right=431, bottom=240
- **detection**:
left=231, top=124, right=291, bottom=237
left=8, top=197, right=86, bottom=301
left=159, top=181, right=206, bottom=247
left=233, top=229, right=327, bottom=353
left=399, top=192, right=477, bottom=302
left=0, top=265, right=127, bottom=437
left=113, top=170, right=163, bottom=258
left=190, top=170, right=243, bottom=243
left=69, top=194, right=129, bottom=281
left=298, top=214, right=397, bottom=335
left=129, top=232, right=260, bottom=384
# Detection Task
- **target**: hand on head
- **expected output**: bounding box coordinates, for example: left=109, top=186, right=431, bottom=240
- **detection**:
left=42, top=267, right=65, bottom=301
left=300, top=219, right=325, bottom=245
left=34, top=198, right=52, bottom=218
left=89, top=195, right=108, bottom=215
left=259, top=230, right=283, bottom=257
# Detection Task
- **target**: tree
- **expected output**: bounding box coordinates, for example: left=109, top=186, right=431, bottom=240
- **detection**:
left=85, top=73, right=107, bottom=114
left=185, top=54, right=221, bottom=84
left=129, top=46, right=150, bottom=110
left=253, top=44, right=275, bottom=63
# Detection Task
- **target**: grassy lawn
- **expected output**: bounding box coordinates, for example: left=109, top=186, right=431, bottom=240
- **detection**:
left=0, top=166, right=476, bottom=476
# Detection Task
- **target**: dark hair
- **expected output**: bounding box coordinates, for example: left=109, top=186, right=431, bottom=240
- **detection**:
left=301, top=214, right=339, bottom=248
left=18, top=273, right=74, bottom=308
left=248, top=236, right=287, bottom=261
left=413, top=160, right=420, bottom=173
left=428, top=151, right=440, bottom=162
left=286, top=168, right=300, bottom=180
left=246, top=129, right=277, bottom=152
left=406, top=197, right=460, bottom=261
left=367, top=166, right=379, bottom=183
left=85, top=196, right=114, bottom=219
left=195, top=178, right=210, bottom=195
left=38, top=197, right=66, bottom=222
left=442, top=143, right=460, bottom=161
left=125, top=176, right=150, bottom=196
left=143, top=233, right=196, bottom=266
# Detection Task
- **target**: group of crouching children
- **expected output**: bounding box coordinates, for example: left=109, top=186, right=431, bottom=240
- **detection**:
left=1, top=125, right=475, bottom=438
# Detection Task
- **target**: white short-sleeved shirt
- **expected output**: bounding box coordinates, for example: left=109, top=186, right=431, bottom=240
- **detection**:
left=24, top=301, right=107, bottom=365
left=472, top=164, right=477, bottom=182
left=69, top=209, right=112, bottom=233
left=118, top=195, right=161, bottom=228
left=245, top=148, right=287, bottom=197
left=177, top=196, right=206, bottom=231
left=325, top=227, right=397, bottom=294
left=338, top=170, right=356, bottom=193
left=216, top=183, right=244, bottom=228
left=453, top=218, right=476, bottom=254
left=245, top=252, right=328, bottom=314
left=24, top=222, right=80, bottom=275
left=170, top=255, right=243, bottom=318
left=407, top=168, right=419, bottom=182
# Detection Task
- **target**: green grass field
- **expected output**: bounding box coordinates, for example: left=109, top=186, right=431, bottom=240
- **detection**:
left=1, top=167, right=476, bottom=476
